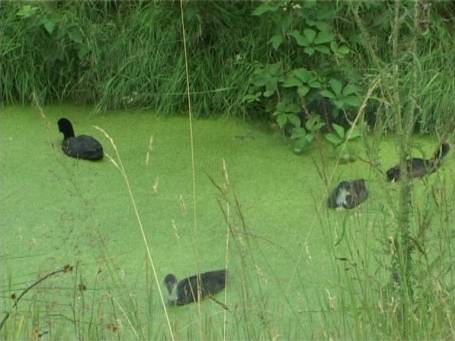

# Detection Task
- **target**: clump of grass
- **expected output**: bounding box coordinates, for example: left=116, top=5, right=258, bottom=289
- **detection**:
left=3, top=1, right=454, bottom=129
left=312, top=3, right=455, bottom=338
left=0, top=1, right=266, bottom=118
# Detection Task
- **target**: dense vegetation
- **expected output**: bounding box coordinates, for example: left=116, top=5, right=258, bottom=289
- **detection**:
left=2, top=1, right=455, bottom=340
left=2, top=1, right=455, bottom=128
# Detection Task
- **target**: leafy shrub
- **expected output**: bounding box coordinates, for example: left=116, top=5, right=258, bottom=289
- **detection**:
left=243, top=0, right=362, bottom=153
left=325, top=123, right=362, bottom=162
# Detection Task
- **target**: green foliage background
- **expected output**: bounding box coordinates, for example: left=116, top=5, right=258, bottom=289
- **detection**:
left=1, top=0, right=455, bottom=129
left=3, top=1, right=455, bottom=339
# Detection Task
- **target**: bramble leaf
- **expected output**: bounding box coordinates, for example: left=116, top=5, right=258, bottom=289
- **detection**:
left=288, top=114, right=301, bottom=127
left=332, top=123, right=345, bottom=138
left=303, top=28, right=317, bottom=42
left=276, top=114, right=288, bottom=128
left=325, top=133, right=343, bottom=146
left=253, top=2, right=282, bottom=16
left=314, top=30, right=335, bottom=44
left=329, top=79, right=343, bottom=96
left=270, top=34, right=284, bottom=50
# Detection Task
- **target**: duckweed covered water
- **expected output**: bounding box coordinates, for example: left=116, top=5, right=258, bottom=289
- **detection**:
left=1, top=105, right=454, bottom=339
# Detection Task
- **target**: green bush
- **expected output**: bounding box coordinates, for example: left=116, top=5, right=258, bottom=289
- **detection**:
left=1, top=0, right=455, bottom=132
left=0, top=1, right=263, bottom=116
left=242, top=1, right=362, bottom=153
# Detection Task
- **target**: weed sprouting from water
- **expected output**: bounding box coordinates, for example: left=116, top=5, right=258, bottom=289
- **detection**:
left=93, top=125, right=175, bottom=341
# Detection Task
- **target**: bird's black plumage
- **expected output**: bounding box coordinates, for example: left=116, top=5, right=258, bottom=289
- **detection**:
left=327, top=179, right=368, bottom=209
left=164, top=270, right=227, bottom=306
left=386, top=143, right=450, bottom=182
left=57, top=118, right=103, bottom=161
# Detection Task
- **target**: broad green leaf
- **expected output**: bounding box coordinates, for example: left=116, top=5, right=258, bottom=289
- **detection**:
left=293, top=147, right=305, bottom=155
left=291, top=31, right=309, bottom=47
left=343, top=96, right=361, bottom=107
left=297, top=85, right=310, bottom=97
left=303, top=0, right=317, bottom=9
left=42, top=18, right=56, bottom=34
left=332, top=123, right=345, bottom=138
left=325, top=133, right=343, bottom=146
left=305, top=134, right=315, bottom=143
left=320, top=89, right=335, bottom=99
left=253, top=78, right=267, bottom=87
left=314, top=30, right=335, bottom=44
left=304, top=47, right=315, bottom=56
left=275, top=101, right=287, bottom=113
left=316, top=5, right=337, bottom=20
left=264, top=79, right=278, bottom=96
left=294, top=136, right=312, bottom=153
left=308, top=78, right=322, bottom=88
left=331, top=108, right=340, bottom=118
left=314, top=21, right=331, bottom=32
left=314, top=46, right=330, bottom=54
left=265, top=102, right=275, bottom=113
left=309, top=123, right=325, bottom=132
left=263, top=89, right=275, bottom=97
left=292, top=68, right=311, bottom=82
left=269, top=34, right=284, bottom=50
left=338, top=45, right=350, bottom=55
left=78, top=46, right=91, bottom=59
left=293, top=145, right=306, bottom=155
left=306, top=19, right=318, bottom=28
left=340, top=152, right=356, bottom=163
left=346, top=127, right=361, bottom=140
left=17, top=5, right=37, bottom=18
left=68, top=28, right=83, bottom=44
left=253, top=2, right=282, bottom=16
left=305, top=115, right=317, bottom=130
left=282, top=75, right=302, bottom=88
left=276, top=100, right=300, bottom=114
left=305, top=116, right=325, bottom=131
left=314, top=121, right=326, bottom=131
left=303, top=29, right=317, bottom=43
left=242, top=92, right=261, bottom=103
left=267, top=61, right=282, bottom=75
left=342, top=83, right=359, bottom=96
left=276, top=114, right=288, bottom=128
left=288, top=114, right=301, bottom=127
left=281, top=14, right=293, bottom=31
left=291, top=127, right=307, bottom=139
left=329, top=79, right=343, bottom=96
left=333, top=100, right=345, bottom=110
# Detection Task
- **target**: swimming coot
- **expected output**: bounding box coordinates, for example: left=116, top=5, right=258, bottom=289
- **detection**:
left=164, top=269, right=227, bottom=306
left=57, top=118, right=103, bottom=161
left=386, top=143, right=450, bottom=182
left=327, top=179, right=368, bottom=209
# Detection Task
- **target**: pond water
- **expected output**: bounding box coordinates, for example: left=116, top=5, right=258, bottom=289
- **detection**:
left=1, top=105, right=452, bottom=339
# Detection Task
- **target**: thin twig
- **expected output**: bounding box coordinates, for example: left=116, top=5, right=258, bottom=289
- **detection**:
left=0, top=264, right=73, bottom=331
left=93, top=126, right=175, bottom=341
left=208, top=296, right=230, bottom=311
left=179, top=0, right=205, bottom=333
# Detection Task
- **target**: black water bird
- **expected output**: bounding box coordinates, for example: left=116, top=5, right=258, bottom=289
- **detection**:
left=386, top=143, right=450, bottom=182
left=57, top=118, right=103, bottom=161
left=327, top=179, right=368, bottom=209
left=164, top=269, right=227, bottom=306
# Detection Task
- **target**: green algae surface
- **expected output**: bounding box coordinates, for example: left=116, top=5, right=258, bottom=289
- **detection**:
left=1, top=105, right=454, bottom=339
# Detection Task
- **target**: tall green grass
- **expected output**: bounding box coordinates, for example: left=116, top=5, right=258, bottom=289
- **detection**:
left=2, top=133, right=455, bottom=340
left=2, top=1, right=455, bottom=128
left=2, top=125, right=455, bottom=341
left=0, top=1, right=266, bottom=118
